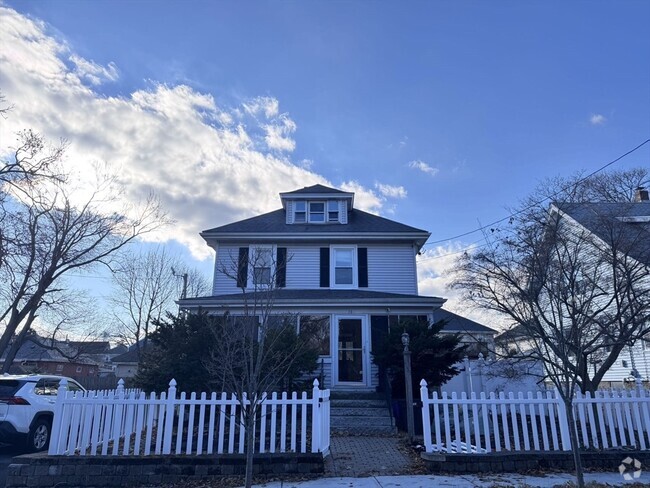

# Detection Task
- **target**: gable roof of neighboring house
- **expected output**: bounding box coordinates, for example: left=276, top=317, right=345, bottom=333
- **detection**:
left=111, top=349, right=140, bottom=365
left=67, top=341, right=111, bottom=355
left=0, top=340, right=96, bottom=365
left=434, top=309, right=497, bottom=335
left=554, top=201, right=650, bottom=265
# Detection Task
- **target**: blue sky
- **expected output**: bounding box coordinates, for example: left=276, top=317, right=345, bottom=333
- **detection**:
left=1, top=1, right=649, bottom=321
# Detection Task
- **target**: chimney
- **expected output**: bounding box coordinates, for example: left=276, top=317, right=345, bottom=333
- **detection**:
left=634, top=187, right=649, bottom=202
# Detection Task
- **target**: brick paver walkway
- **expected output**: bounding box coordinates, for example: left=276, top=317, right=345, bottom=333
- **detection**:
left=324, top=436, right=414, bottom=477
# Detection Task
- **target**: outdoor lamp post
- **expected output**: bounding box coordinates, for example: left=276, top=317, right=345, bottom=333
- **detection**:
left=402, top=331, right=415, bottom=441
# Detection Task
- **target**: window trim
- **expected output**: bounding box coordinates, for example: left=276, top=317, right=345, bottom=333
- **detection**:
left=249, top=245, right=275, bottom=289
left=330, top=245, right=357, bottom=289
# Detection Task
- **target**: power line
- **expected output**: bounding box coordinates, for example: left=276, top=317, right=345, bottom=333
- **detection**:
left=422, top=138, right=650, bottom=247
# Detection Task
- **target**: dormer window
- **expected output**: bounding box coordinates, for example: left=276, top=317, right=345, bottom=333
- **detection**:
left=309, top=202, right=325, bottom=222
left=294, top=201, right=306, bottom=223
left=328, top=201, right=339, bottom=222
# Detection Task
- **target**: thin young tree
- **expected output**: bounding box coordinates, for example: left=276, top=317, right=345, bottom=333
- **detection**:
left=204, top=248, right=318, bottom=488
left=452, top=169, right=650, bottom=487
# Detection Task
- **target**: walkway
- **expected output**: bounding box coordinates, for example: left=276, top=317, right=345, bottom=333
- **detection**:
left=324, top=436, right=416, bottom=477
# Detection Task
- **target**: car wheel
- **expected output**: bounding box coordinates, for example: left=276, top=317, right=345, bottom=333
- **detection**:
left=28, top=418, right=51, bottom=452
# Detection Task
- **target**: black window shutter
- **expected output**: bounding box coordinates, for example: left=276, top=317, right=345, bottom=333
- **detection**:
left=276, top=247, right=287, bottom=288
left=319, top=248, right=330, bottom=288
left=237, top=247, right=249, bottom=288
left=358, top=247, right=368, bottom=287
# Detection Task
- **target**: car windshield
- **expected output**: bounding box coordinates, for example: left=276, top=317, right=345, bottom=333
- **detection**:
left=0, top=379, right=22, bottom=398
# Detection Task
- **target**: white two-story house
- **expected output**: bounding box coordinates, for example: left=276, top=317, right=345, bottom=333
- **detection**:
left=180, top=184, right=455, bottom=391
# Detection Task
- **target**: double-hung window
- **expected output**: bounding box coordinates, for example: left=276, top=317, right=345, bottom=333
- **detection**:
left=331, top=247, right=356, bottom=287
left=309, top=202, right=325, bottom=222
left=252, top=247, right=273, bottom=286
left=294, top=201, right=306, bottom=223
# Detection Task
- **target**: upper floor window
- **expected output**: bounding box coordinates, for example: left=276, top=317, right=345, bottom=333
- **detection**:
left=331, top=247, right=356, bottom=287
left=293, top=200, right=340, bottom=224
left=294, top=201, right=306, bottom=223
left=252, top=247, right=273, bottom=286
left=328, top=201, right=339, bottom=222
left=309, top=202, right=325, bottom=222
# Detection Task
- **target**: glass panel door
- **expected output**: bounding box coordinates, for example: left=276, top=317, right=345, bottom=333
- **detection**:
left=338, top=318, right=363, bottom=383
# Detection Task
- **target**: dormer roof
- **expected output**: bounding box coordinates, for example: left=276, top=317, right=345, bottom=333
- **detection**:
left=280, top=184, right=354, bottom=209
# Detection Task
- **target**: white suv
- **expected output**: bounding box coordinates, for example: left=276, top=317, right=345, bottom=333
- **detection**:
left=0, top=374, right=85, bottom=451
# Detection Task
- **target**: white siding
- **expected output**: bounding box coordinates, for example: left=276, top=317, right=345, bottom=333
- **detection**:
left=286, top=245, right=321, bottom=288
left=213, top=243, right=246, bottom=295
left=601, top=341, right=650, bottom=384
left=367, top=244, right=417, bottom=294
left=213, top=243, right=419, bottom=295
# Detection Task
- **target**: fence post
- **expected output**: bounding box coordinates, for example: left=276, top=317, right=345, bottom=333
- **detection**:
left=162, top=379, right=177, bottom=455
left=554, top=389, right=572, bottom=451
left=420, top=379, right=432, bottom=453
left=463, top=356, right=472, bottom=395
left=476, top=353, right=485, bottom=394
left=48, top=378, right=69, bottom=455
left=311, top=379, right=321, bottom=453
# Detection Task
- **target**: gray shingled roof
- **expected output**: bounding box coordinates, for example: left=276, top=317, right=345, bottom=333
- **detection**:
left=111, top=349, right=140, bottom=364
left=180, top=289, right=443, bottom=305
left=283, top=184, right=348, bottom=195
left=555, top=201, right=650, bottom=265
left=434, top=309, right=497, bottom=334
left=202, top=208, right=428, bottom=235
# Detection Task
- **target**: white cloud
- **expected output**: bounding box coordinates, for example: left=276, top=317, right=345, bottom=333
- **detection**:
left=69, top=54, right=118, bottom=85
left=339, top=181, right=383, bottom=214
left=589, top=113, right=606, bottom=125
left=375, top=182, right=407, bottom=199
left=0, top=6, right=383, bottom=259
left=417, top=244, right=508, bottom=331
left=408, top=159, right=439, bottom=177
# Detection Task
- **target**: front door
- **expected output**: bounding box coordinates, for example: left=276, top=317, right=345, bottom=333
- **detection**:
left=336, top=317, right=366, bottom=385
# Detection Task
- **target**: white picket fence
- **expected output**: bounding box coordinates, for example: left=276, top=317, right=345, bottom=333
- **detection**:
left=48, top=378, right=330, bottom=457
left=420, top=379, right=650, bottom=454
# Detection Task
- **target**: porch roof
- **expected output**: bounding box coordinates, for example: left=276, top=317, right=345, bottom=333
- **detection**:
left=179, top=289, right=445, bottom=309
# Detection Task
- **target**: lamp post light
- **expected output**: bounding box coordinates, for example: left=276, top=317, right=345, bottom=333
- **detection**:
left=401, top=331, right=415, bottom=441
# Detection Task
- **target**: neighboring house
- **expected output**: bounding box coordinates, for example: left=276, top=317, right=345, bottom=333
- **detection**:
left=111, top=348, right=140, bottom=379
left=552, top=188, right=650, bottom=386
left=180, top=184, right=485, bottom=391
left=0, top=339, right=101, bottom=378
left=432, top=308, right=497, bottom=358
left=504, top=188, right=650, bottom=387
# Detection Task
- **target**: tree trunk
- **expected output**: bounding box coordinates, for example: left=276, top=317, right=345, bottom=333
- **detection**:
left=1, top=311, right=36, bottom=373
left=244, top=404, right=255, bottom=488
left=565, top=399, right=585, bottom=488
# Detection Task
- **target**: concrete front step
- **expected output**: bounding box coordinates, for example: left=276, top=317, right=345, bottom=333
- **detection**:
left=331, top=415, right=395, bottom=428
left=331, top=425, right=397, bottom=435
left=330, top=399, right=387, bottom=408
left=331, top=406, right=390, bottom=417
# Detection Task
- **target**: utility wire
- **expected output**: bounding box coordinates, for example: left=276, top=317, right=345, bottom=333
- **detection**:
left=422, top=138, right=650, bottom=247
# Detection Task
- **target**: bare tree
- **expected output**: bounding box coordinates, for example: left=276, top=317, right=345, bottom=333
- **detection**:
left=204, top=248, right=317, bottom=488
left=110, top=247, right=207, bottom=358
left=452, top=169, right=650, bottom=487
left=0, top=163, right=167, bottom=368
